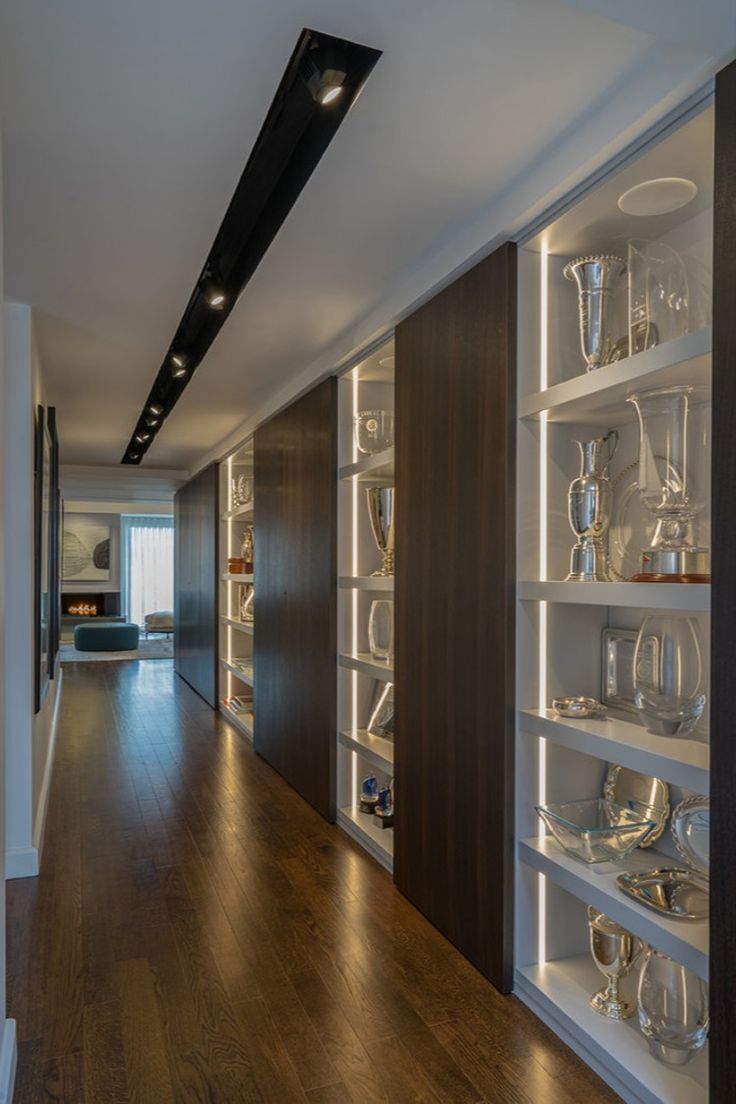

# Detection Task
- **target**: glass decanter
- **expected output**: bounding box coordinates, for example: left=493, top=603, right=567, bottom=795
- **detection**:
left=626, top=385, right=710, bottom=581
left=638, top=947, right=709, bottom=1065
left=633, top=615, right=705, bottom=737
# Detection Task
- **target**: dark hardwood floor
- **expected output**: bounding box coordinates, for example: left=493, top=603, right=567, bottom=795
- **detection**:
left=8, top=661, right=620, bottom=1103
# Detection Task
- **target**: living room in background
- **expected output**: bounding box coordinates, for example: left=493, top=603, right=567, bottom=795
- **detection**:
left=120, top=514, right=174, bottom=630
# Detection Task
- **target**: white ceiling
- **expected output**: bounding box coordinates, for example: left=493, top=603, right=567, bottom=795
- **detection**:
left=1, top=0, right=732, bottom=474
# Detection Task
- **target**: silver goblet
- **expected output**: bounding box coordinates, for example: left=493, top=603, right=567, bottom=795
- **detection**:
left=587, top=906, right=640, bottom=1020
left=366, top=487, right=395, bottom=576
left=564, top=255, right=626, bottom=370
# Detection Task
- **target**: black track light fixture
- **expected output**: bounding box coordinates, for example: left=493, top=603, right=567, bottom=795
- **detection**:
left=121, top=27, right=381, bottom=464
left=135, top=431, right=151, bottom=444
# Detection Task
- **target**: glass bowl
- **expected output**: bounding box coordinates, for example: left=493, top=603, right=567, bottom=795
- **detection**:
left=535, top=798, right=657, bottom=864
left=354, top=410, right=395, bottom=455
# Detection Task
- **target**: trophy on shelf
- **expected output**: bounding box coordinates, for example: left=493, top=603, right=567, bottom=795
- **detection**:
left=587, top=907, right=640, bottom=1020
left=564, top=255, right=627, bottom=370
left=565, top=430, right=618, bottom=582
left=359, top=774, right=379, bottom=814
left=366, top=486, right=395, bottom=576
left=239, top=583, right=254, bottom=624
left=367, top=681, right=394, bottom=739
left=241, top=526, right=254, bottom=573
left=626, top=385, right=710, bottom=582
left=374, top=779, right=394, bottom=828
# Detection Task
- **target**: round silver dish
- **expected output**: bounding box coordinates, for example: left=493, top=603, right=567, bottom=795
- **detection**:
left=552, top=696, right=606, bottom=719
left=616, top=868, right=709, bottom=921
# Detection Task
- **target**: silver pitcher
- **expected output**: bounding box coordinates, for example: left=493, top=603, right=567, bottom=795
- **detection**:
left=566, top=430, right=618, bottom=582
left=564, top=255, right=626, bottom=370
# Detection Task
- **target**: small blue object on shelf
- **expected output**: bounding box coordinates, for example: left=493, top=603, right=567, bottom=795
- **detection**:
left=374, top=782, right=394, bottom=828
left=359, top=773, right=379, bottom=813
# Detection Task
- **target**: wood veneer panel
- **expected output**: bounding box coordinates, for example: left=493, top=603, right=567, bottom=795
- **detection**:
left=174, top=462, right=218, bottom=707
left=711, top=55, right=736, bottom=1103
left=394, top=242, right=516, bottom=992
left=254, top=377, right=337, bottom=821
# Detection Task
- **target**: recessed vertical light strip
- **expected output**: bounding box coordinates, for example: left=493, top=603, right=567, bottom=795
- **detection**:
left=351, top=373, right=359, bottom=807
left=538, top=243, right=549, bottom=966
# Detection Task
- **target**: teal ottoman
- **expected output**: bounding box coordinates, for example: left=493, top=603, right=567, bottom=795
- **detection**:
left=74, top=622, right=140, bottom=652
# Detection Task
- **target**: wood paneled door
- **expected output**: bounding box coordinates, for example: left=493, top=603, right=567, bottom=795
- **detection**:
left=174, top=463, right=219, bottom=707
left=254, top=378, right=337, bottom=822
left=394, top=243, right=517, bottom=992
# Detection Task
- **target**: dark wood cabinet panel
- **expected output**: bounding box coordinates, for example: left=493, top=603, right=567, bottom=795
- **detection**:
left=254, top=378, right=337, bottom=822
left=710, top=55, right=736, bottom=1103
left=394, top=243, right=517, bottom=992
left=174, top=463, right=219, bottom=707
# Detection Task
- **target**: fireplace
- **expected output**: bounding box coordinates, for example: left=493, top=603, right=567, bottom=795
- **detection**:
left=61, top=592, right=121, bottom=618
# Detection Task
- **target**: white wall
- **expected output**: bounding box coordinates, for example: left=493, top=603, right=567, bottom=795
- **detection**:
left=3, top=303, right=62, bottom=882
left=0, top=141, right=19, bottom=1104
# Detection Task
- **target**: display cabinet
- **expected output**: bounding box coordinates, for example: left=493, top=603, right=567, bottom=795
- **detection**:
left=515, top=103, right=714, bottom=1103
left=336, top=339, right=395, bottom=870
left=218, top=438, right=255, bottom=740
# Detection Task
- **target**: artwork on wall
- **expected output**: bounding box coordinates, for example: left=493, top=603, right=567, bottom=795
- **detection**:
left=62, top=517, right=111, bottom=582
left=35, top=405, right=60, bottom=711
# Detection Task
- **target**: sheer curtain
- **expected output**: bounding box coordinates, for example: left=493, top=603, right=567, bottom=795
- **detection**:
left=120, top=515, right=174, bottom=628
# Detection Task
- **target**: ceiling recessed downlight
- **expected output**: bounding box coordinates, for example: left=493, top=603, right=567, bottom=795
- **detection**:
left=618, top=177, right=697, bottom=217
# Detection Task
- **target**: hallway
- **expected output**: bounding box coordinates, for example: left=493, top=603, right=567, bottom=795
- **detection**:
left=8, top=662, right=618, bottom=1103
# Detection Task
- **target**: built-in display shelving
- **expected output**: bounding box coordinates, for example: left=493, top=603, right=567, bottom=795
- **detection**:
left=336, top=339, right=395, bottom=868
left=514, top=104, right=713, bottom=1104
left=218, top=440, right=255, bottom=744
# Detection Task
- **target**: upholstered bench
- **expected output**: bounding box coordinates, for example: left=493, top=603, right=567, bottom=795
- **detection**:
left=74, top=622, right=140, bottom=652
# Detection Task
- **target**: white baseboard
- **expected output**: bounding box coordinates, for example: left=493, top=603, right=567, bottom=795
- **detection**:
left=32, top=668, right=63, bottom=860
left=0, top=1020, right=17, bottom=1103
left=5, top=846, right=38, bottom=879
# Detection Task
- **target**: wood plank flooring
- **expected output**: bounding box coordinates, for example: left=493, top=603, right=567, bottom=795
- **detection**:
left=7, top=661, right=621, bottom=1102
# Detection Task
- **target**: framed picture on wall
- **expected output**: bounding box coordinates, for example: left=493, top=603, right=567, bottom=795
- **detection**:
left=34, top=405, right=51, bottom=711
left=62, top=516, right=110, bottom=581
left=47, top=407, right=60, bottom=678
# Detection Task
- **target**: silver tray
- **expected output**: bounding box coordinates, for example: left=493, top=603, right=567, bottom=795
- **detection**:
left=603, top=764, right=669, bottom=847
left=671, top=795, right=709, bottom=876
left=617, top=868, right=709, bottom=921
left=601, top=627, right=659, bottom=715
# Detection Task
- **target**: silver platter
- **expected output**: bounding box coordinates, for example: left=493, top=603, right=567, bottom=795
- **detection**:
left=603, top=765, right=670, bottom=847
left=617, top=868, right=709, bottom=921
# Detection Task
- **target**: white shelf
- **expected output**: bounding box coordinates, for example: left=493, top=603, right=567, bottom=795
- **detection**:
left=339, top=652, right=393, bottom=681
left=338, top=729, right=394, bottom=773
left=220, top=615, right=254, bottom=636
left=220, top=701, right=254, bottom=741
left=221, top=501, right=254, bottom=521
left=520, top=709, right=709, bottom=795
left=220, top=658, right=254, bottom=686
left=520, top=329, right=711, bottom=425
left=337, top=806, right=393, bottom=871
left=338, top=575, right=394, bottom=591
left=339, top=448, right=395, bottom=481
left=520, top=837, right=708, bottom=980
left=516, top=956, right=707, bottom=1104
left=221, top=573, right=253, bottom=583
left=518, top=580, right=710, bottom=612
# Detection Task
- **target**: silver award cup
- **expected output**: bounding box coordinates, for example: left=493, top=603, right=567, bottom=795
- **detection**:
left=587, top=907, right=640, bottom=1020
left=366, top=486, right=395, bottom=576
left=566, top=429, right=618, bottom=582
left=564, top=255, right=626, bottom=370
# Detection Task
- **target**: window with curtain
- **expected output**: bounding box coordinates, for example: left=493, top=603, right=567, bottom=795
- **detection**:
left=120, top=515, right=174, bottom=628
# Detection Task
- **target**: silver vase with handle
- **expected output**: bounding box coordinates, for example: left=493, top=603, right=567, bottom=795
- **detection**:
left=566, top=429, right=618, bottom=582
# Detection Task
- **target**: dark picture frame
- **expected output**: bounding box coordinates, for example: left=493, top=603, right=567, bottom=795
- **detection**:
left=34, top=404, right=60, bottom=712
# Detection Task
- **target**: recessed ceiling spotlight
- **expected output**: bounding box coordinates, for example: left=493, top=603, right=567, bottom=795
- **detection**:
left=207, top=290, right=226, bottom=309
left=171, top=354, right=188, bottom=377
left=307, top=62, right=346, bottom=105
left=148, top=403, right=163, bottom=416
left=146, top=417, right=159, bottom=427
left=135, top=432, right=151, bottom=444
left=129, top=452, right=140, bottom=461
left=618, top=177, right=698, bottom=217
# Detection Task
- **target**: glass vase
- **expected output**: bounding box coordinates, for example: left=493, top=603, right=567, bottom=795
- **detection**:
left=637, top=947, right=708, bottom=1065
left=627, top=238, right=689, bottom=355
left=368, top=600, right=394, bottom=662
left=633, top=615, right=705, bottom=737
left=354, top=410, right=395, bottom=455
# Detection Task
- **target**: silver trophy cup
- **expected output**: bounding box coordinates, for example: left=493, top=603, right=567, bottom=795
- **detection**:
left=366, top=486, right=395, bottom=576
left=566, top=430, right=618, bottom=582
left=587, top=907, right=640, bottom=1020
left=564, top=255, right=626, bottom=370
